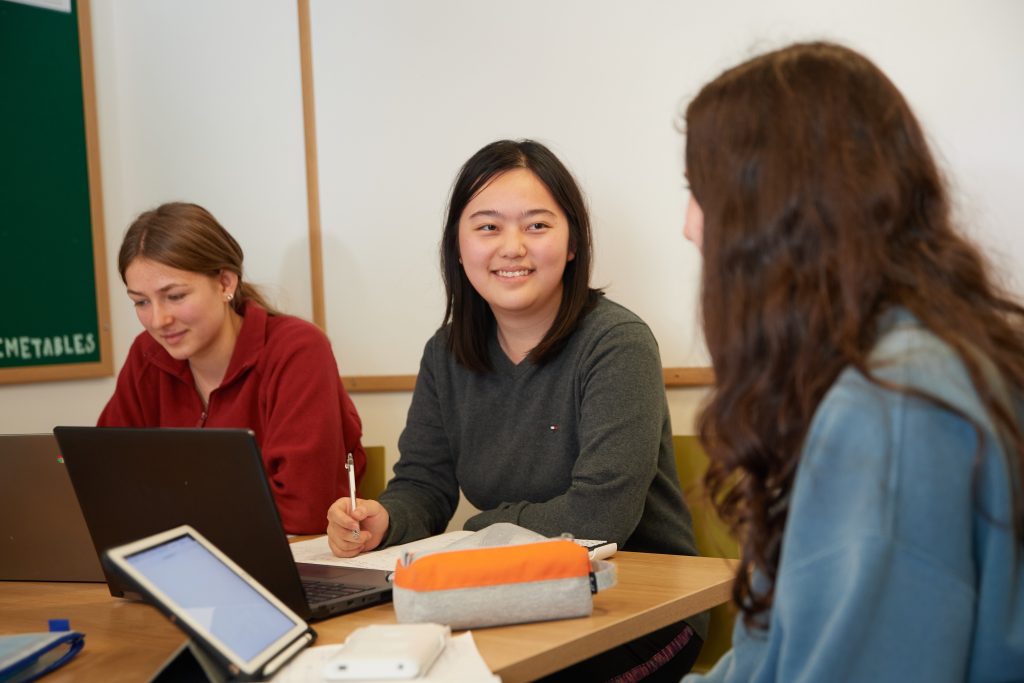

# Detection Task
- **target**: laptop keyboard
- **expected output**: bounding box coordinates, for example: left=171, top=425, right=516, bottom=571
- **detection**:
left=302, top=579, right=367, bottom=603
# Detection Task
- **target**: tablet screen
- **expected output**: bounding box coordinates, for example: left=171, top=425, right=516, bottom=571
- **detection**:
left=124, top=534, right=297, bottom=663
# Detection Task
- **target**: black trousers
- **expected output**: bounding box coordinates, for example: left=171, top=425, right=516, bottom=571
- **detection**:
left=537, top=619, right=702, bottom=682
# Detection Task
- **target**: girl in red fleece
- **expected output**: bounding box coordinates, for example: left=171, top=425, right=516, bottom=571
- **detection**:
left=99, top=202, right=365, bottom=534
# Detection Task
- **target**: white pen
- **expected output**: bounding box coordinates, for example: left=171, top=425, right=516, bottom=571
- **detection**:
left=345, top=452, right=359, bottom=539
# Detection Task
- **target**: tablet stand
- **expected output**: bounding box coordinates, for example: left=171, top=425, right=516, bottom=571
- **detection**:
left=150, top=640, right=232, bottom=683
left=149, top=630, right=315, bottom=682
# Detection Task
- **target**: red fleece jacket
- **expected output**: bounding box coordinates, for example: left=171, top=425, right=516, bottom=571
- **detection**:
left=98, top=302, right=366, bottom=534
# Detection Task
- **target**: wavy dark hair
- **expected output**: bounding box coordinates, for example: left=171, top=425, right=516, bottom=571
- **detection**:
left=119, top=202, right=278, bottom=315
left=441, top=139, right=601, bottom=372
left=685, top=42, right=1024, bottom=627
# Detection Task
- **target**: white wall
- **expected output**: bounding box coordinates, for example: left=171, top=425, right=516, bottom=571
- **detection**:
left=313, top=0, right=1024, bottom=496
left=2, top=1, right=1023, bottom=512
left=311, top=0, right=1024, bottom=377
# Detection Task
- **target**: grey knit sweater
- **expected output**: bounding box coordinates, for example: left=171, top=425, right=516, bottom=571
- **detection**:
left=379, top=296, right=701, bottom=562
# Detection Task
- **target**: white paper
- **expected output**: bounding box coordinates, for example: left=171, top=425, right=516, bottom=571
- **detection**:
left=290, top=531, right=475, bottom=571
left=290, top=525, right=615, bottom=569
left=274, top=632, right=500, bottom=682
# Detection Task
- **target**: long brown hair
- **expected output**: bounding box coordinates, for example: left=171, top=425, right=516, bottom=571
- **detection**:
left=441, top=139, right=600, bottom=372
left=686, top=42, right=1024, bottom=626
left=118, top=202, right=278, bottom=315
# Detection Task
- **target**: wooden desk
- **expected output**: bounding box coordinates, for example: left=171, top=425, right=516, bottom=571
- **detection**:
left=0, top=553, right=736, bottom=683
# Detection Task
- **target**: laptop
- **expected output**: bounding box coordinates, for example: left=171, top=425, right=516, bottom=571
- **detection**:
left=53, top=426, right=392, bottom=621
left=0, top=433, right=105, bottom=582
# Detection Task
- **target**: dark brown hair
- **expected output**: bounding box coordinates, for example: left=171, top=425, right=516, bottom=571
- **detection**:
left=685, top=42, right=1024, bottom=626
left=118, top=202, right=278, bottom=315
left=440, top=139, right=600, bottom=372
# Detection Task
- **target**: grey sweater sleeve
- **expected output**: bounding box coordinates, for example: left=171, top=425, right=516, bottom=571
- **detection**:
left=462, top=321, right=666, bottom=546
left=376, top=337, right=460, bottom=546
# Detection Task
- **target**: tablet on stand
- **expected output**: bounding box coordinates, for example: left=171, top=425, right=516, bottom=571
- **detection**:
left=104, top=525, right=316, bottom=682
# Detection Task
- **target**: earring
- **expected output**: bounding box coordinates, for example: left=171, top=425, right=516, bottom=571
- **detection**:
left=226, top=293, right=234, bottom=302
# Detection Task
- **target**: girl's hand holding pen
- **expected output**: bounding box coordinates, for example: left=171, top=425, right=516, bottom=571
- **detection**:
left=326, top=497, right=389, bottom=558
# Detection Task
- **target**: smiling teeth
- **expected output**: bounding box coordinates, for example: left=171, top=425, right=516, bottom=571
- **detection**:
left=497, top=270, right=530, bottom=277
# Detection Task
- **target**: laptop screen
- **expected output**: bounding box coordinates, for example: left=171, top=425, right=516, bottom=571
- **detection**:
left=124, top=533, right=297, bottom=663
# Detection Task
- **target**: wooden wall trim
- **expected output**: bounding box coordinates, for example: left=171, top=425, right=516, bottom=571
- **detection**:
left=341, top=375, right=418, bottom=393
left=78, top=0, right=113, bottom=379
left=342, top=367, right=714, bottom=393
left=663, top=366, right=715, bottom=387
left=297, top=0, right=326, bottom=330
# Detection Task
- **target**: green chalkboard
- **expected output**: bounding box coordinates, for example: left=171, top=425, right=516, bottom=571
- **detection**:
left=0, top=0, right=111, bottom=383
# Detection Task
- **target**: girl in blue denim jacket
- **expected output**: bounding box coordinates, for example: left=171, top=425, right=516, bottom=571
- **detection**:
left=681, top=42, right=1024, bottom=682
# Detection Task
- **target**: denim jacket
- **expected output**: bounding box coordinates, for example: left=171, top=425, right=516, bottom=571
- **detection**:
left=686, top=311, right=1024, bottom=682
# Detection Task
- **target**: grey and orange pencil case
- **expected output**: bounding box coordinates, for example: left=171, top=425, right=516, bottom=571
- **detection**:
left=391, top=537, right=617, bottom=630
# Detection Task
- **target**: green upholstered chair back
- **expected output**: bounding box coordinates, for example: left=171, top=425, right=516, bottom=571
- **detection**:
left=359, top=446, right=387, bottom=500
left=673, top=434, right=739, bottom=673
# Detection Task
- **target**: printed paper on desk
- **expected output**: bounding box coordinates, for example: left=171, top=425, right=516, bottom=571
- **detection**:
left=291, top=523, right=615, bottom=571
left=290, top=531, right=475, bottom=571
left=272, top=632, right=499, bottom=682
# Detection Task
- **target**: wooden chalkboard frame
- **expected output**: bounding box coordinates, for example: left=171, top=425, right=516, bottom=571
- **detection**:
left=0, top=0, right=112, bottom=385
